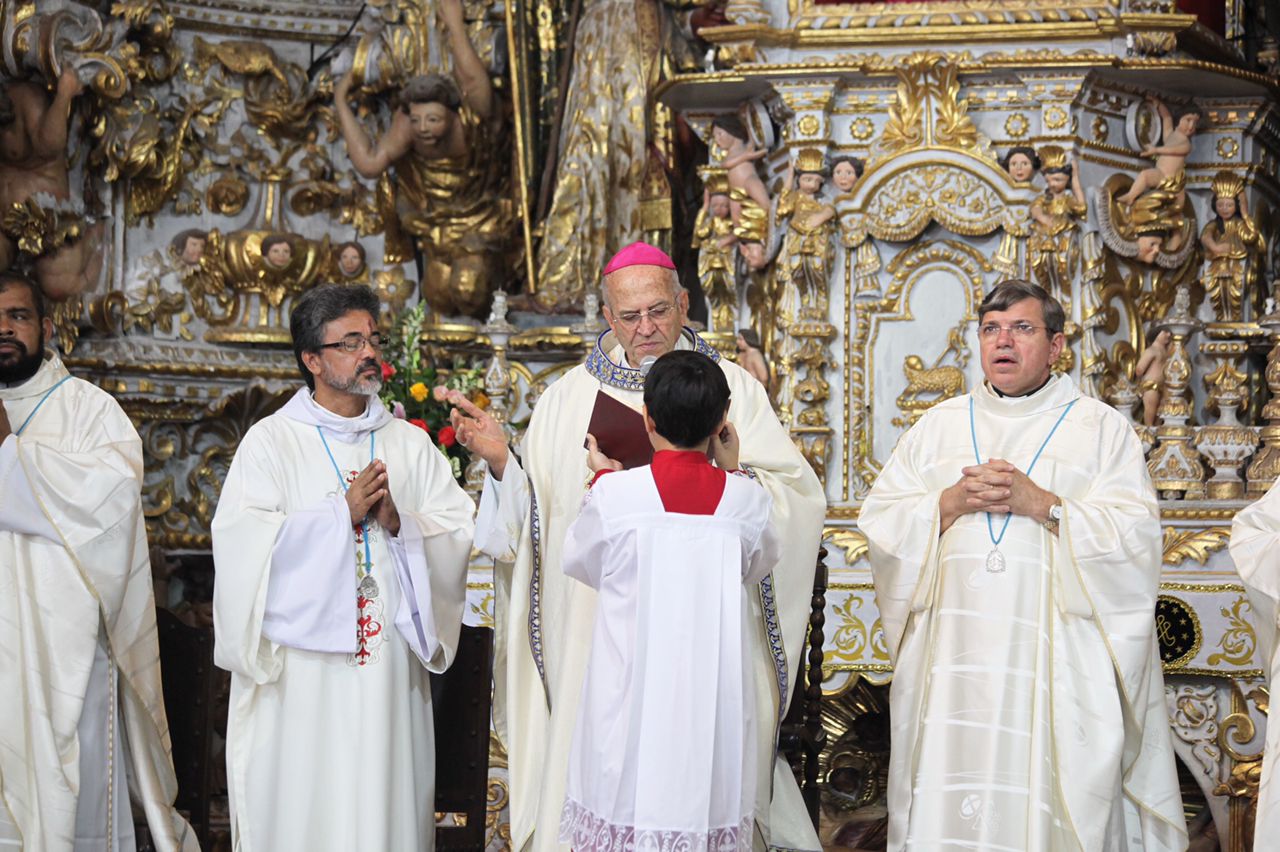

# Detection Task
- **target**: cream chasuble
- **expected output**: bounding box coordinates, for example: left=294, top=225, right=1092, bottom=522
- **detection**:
left=474, top=329, right=826, bottom=852
left=1228, top=481, right=1280, bottom=844
left=212, top=389, right=474, bottom=852
left=0, top=354, right=196, bottom=852
left=860, top=374, right=1186, bottom=852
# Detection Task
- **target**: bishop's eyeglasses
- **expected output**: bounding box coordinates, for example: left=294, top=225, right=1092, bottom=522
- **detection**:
left=614, top=302, right=675, bottom=328
left=317, top=333, right=385, bottom=353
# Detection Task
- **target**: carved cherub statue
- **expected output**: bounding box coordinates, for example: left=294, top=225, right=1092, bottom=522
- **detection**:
left=1001, top=146, right=1041, bottom=184
left=0, top=67, right=102, bottom=301
left=122, top=229, right=208, bottom=338
left=691, top=167, right=738, bottom=333
left=710, top=114, right=771, bottom=228
left=1028, top=146, right=1086, bottom=310
left=1117, top=96, right=1200, bottom=207
left=830, top=156, right=864, bottom=198
left=1135, top=326, right=1172, bottom=427
left=1200, top=170, right=1264, bottom=323
left=775, top=148, right=836, bottom=310
left=172, top=229, right=208, bottom=269
left=325, top=239, right=371, bottom=285
left=1097, top=167, right=1189, bottom=266
left=261, top=233, right=294, bottom=270
left=332, top=0, right=505, bottom=318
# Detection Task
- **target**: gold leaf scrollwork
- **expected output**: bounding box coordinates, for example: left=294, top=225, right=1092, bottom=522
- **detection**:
left=823, top=528, right=868, bottom=564
left=875, top=52, right=988, bottom=160
left=1214, top=682, right=1267, bottom=852
left=1161, top=526, right=1231, bottom=566
left=1207, top=594, right=1259, bottom=668
left=828, top=594, right=871, bottom=665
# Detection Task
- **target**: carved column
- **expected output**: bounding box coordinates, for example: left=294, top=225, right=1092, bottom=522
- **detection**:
left=1148, top=287, right=1206, bottom=498
left=770, top=81, right=839, bottom=479
left=1246, top=314, right=1280, bottom=494
left=1197, top=333, right=1258, bottom=500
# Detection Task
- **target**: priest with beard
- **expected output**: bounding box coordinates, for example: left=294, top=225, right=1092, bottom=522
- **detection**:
left=448, top=242, right=826, bottom=852
left=0, top=273, right=197, bottom=851
left=859, top=280, right=1186, bottom=850
left=212, top=284, right=474, bottom=852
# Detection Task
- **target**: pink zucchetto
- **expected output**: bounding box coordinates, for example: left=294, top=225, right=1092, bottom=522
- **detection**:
left=602, top=242, right=677, bottom=275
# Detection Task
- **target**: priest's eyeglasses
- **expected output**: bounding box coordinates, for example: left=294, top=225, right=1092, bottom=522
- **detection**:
left=318, top=333, right=385, bottom=353
left=978, top=322, right=1048, bottom=339
left=615, top=302, right=675, bottom=328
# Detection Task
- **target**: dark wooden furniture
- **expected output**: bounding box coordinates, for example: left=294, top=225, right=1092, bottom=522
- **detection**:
left=778, top=545, right=830, bottom=829
left=431, top=623, right=495, bottom=851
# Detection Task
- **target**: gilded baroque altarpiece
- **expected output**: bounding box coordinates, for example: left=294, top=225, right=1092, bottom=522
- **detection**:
left=14, top=0, right=1280, bottom=846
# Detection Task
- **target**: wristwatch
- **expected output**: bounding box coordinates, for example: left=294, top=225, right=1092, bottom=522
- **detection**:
left=1044, top=500, right=1063, bottom=534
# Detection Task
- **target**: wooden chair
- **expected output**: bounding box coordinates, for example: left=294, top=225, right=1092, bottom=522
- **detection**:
left=431, top=623, right=495, bottom=851
left=155, top=608, right=219, bottom=849
left=778, top=545, right=829, bottom=829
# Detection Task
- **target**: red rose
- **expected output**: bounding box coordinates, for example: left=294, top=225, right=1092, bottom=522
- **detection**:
left=381, top=362, right=396, bottom=380
left=408, top=418, right=430, bottom=433
left=438, top=425, right=457, bottom=447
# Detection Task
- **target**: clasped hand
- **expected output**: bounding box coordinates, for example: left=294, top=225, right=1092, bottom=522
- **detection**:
left=345, top=460, right=400, bottom=537
left=940, top=459, right=1052, bottom=533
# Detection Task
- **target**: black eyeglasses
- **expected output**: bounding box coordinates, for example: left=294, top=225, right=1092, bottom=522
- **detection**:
left=317, top=333, right=385, bottom=353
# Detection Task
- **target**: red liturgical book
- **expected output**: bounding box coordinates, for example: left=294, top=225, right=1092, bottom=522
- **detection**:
left=584, top=390, right=654, bottom=470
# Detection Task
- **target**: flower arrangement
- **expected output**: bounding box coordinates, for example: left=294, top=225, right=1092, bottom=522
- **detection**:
left=378, top=301, right=487, bottom=479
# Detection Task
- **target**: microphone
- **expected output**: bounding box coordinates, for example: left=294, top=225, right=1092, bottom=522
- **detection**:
left=639, top=356, right=657, bottom=377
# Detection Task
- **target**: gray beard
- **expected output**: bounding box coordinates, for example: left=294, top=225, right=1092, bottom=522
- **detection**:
left=319, top=360, right=382, bottom=397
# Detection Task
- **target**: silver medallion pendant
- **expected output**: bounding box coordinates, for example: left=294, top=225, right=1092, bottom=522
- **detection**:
left=985, top=549, right=1007, bottom=574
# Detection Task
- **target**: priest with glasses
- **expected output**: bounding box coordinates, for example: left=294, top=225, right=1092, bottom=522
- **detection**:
left=860, top=280, right=1186, bottom=851
left=212, top=284, right=474, bottom=852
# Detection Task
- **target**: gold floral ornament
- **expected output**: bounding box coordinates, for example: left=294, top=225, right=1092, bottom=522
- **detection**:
left=207, top=176, right=249, bottom=217
left=1003, top=113, right=1028, bottom=139
left=0, top=198, right=84, bottom=257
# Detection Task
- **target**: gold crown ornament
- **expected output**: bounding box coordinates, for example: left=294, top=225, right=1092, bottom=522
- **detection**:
left=794, top=147, right=827, bottom=175
left=1210, top=170, right=1244, bottom=200
left=699, top=166, right=730, bottom=197
left=1038, top=145, right=1068, bottom=171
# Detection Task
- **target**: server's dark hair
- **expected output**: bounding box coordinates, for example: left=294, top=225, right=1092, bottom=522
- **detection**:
left=643, top=350, right=731, bottom=449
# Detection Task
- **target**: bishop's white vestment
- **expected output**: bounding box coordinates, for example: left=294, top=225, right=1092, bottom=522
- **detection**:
left=1227, top=480, right=1280, bottom=845
left=0, top=354, right=197, bottom=852
left=475, top=329, right=826, bottom=852
left=559, top=452, right=780, bottom=852
left=212, top=389, right=474, bottom=852
left=860, top=374, right=1186, bottom=851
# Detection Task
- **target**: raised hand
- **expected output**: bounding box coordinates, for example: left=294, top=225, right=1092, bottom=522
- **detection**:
left=448, top=391, right=510, bottom=478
